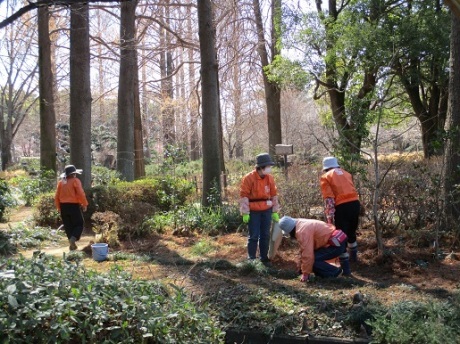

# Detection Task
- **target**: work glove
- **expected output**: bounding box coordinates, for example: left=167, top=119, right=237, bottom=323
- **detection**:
left=300, top=273, right=310, bottom=282
left=242, top=214, right=250, bottom=224
left=272, top=212, right=280, bottom=222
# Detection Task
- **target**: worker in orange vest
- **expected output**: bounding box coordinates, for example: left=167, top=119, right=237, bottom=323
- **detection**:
left=320, top=157, right=360, bottom=263
left=240, top=153, right=280, bottom=263
left=55, top=165, right=88, bottom=251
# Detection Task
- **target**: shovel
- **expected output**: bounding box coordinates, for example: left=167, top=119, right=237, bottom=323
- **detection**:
left=268, top=221, right=283, bottom=260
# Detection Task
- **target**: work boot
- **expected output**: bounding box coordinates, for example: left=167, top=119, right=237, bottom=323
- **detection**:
left=348, top=242, right=358, bottom=262
left=69, top=236, right=78, bottom=251
left=339, top=253, right=351, bottom=276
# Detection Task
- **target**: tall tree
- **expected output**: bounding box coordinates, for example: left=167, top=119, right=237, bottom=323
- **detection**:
left=253, top=0, right=282, bottom=157
left=134, top=46, right=145, bottom=178
left=187, top=3, right=200, bottom=161
left=443, top=13, right=460, bottom=228
left=390, top=1, right=450, bottom=158
left=38, top=5, right=57, bottom=173
left=160, top=0, right=176, bottom=149
left=0, top=6, right=38, bottom=170
left=197, top=0, right=223, bottom=207
left=117, top=0, right=137, bottom=181
left=69, top=2, right=91, bottom=188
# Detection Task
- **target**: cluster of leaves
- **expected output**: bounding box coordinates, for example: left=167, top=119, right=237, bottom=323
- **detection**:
left=0, top=254, right=225, bottom=343
left=369, top=298, right=460, bottom=343
left=34, top=176, right=195, bottom=239
left=0, top=179, right=16, bottom=222
left=142, top=202, right=241, bottom=236
left=91, top=165, right=121, bottom=186
left=0, top=231, right=17, bottom=256
left=8, top=170, right=55, bottom=206
left=5, top=223, right=64, bottom=250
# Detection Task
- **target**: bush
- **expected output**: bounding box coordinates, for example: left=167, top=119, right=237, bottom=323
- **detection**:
left=275, top=164, right=324, bottom=219
left=34, top=192, right=61, bottom=228
left=0, top=179, right=16, bottom=222
left=6, top=223, right=64, bottom=250
left=142, top=203, right=241, bottom=236
left=91, top=211, right=121, bottom=247
left=0, top=254, right=224, bottom=343
left=9, top=170, right=55, bottom=206
left=0, top=231, right=17, bottom=256
left=368, top=298, right=460, bottom=344
left=91, top=165, right=121, bottom=186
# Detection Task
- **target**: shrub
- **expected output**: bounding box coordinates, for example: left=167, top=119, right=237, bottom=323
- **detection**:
left=9, top=170, right=55, bottom=206
left=275, top=164, right=324, bottom=219
left=91, top=165, right=121, bottom=186
left=34, top=193, right=61, bottom=228
left=0, top=179, right=16, bottom=222
left=368, top=298, right=460, bottom=344
left=0, top=254, right=224, bottom=343
left=0, top=231, right=17, bottom=256
left=91, top=211, right=121, bottom=247
left=142, top=203, right=241, bottom=236
left=89, top=177, right=194, bottom=238
left=6, top=223, right=64, bottom=250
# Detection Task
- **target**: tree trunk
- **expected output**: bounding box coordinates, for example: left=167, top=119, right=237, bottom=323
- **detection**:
left=187, top=4, right=200, bottom=161
left=233, top=61, right=243, bottom=158
left=117, top=0, right=137, bottom=181
left=160, top=1, right=175, bottom=149
left=38, top=6, right=57, bottom=173
left=198, top=0, right=222, bottom=207
left=141, top=48, right=151, bottom=160
left=398, top=60, right=447, bottom=158
left=253, top=0, right=282, bottom=157
left=134, top=48, right=145, bottom=178
left=444, top=13, right=460, bottom=227
left=70, top=3, right=91, bottom=189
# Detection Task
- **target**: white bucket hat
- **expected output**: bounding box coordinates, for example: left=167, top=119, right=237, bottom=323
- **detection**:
left=322, top=157, right=339, bottom=171
left=279, top=216, right=296, bottom=235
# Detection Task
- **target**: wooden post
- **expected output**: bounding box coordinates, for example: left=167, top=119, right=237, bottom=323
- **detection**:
left=275, top=144, right=293, bottom=180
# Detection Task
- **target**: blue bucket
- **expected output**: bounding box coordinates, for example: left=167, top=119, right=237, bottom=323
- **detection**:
left=91, top=243, right=109, bottom=262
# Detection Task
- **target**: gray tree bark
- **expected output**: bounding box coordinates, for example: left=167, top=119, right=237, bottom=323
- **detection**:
left=444, top=13, right=460, bottom=227
left=117, top=0, right=137, bottom=181
left=198, top=0, right=223, bottom=207
left=70, top=2, right=92, bottom=189
left=134, top=47, right=145, bottom=178
left=38, top=6, right=56, bottom=173
left=187, top=4, right=200, bottom=161
left=253, top=0, right=282, bottom=158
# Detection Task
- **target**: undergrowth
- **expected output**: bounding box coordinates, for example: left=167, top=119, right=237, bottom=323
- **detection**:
left=0, top=254, right=224, bottom=343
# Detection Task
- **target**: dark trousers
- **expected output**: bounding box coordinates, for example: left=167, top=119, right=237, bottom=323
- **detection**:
left=60, top=203, right=84, bottom=240
left=334, top=200, right=360, bottom=244
left=313, top=241, right=347, bottom=277
left=247, top=209, right=272, bottom=260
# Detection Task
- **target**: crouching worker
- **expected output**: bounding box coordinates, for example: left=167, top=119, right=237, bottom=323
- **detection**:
left=278, top=216, right=350, bottom=282
left=54, top=165, right=88, bottom=251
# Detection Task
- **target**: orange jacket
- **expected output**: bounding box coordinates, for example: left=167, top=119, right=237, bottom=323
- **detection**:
left=295, top=219, right=336, bottom=274
left=320, top=168, right=359, bottom=206
left=239, top=169, right=279, bottom=213
left=54, top=177, right=88, bottom=211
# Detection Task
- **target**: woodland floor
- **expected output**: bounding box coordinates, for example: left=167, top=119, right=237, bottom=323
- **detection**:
left=4, top=206, right=460, bottom=342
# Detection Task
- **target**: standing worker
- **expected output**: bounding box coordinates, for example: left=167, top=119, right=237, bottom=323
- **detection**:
left=55, top=164, right=89, bottom=251
left=240, top=153, right=280, bottom=263
left=320, top=156, right=360, bottom=262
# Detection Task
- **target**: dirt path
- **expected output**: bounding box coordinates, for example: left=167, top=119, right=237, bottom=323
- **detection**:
left=2, top=206, right=96, bottom=259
